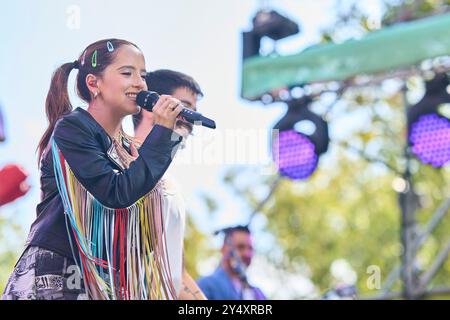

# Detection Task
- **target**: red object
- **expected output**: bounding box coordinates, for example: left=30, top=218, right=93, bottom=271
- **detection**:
left=0, top=164, right=30, bottom=206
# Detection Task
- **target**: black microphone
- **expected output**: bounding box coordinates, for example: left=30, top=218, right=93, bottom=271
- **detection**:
left=136, top=91, right=216, bottom=129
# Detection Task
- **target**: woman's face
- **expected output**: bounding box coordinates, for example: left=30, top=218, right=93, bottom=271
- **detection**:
left=97, top=45, right=147, bottom=117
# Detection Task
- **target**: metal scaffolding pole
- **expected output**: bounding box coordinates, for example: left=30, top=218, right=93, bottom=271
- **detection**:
left=399, top=83, right=419, bottom=299
left=376, top=198, right=450, bottom=298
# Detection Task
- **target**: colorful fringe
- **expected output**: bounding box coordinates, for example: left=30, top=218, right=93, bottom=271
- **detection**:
left=52, top=140, right=176, bottom=300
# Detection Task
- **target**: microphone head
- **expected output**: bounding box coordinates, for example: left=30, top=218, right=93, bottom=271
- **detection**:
left=136, top=91, right=160, bottom=111
left=200, top=117, right=216, bottom=129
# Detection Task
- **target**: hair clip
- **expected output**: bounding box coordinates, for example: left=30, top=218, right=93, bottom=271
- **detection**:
left=91, top=50, right=97, bottom=68
left=107, top=41, right=114, bottom=52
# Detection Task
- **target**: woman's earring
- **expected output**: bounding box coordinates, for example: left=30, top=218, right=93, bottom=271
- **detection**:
left=94, top=91, right=99, bottom=99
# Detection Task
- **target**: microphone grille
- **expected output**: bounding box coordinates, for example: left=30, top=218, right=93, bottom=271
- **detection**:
left=136, top=91, right=160, bottom=110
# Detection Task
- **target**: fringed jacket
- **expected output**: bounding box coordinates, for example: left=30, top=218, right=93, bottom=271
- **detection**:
left=26, top=107, right=182, bottom=260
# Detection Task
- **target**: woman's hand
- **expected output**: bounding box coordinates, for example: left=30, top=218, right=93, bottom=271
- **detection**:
left=151, top=95, right=184, bottom=130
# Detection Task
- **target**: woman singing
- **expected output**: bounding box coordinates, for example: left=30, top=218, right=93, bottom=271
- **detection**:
left=2, top=39, right=184, bottom=300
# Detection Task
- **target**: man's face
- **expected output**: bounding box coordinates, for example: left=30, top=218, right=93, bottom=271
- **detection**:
left=172, top=87, right=197, bottom=140
left=134, top=86, right=198, bottom=142
left=224, top=231, right=254, bottom=268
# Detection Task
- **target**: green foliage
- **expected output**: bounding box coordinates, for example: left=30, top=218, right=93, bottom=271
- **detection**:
left=183, top=213, right=217, bottom=279
left=382, top=0, right=450, bottom=26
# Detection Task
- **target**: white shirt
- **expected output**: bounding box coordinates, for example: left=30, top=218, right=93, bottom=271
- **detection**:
left=161, top=173, right=186, bottom=296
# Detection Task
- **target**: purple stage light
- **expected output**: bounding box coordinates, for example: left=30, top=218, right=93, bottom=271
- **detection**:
left=272, top=129, right=318, bottom=180
left=409, top=113, right=450, bottom=167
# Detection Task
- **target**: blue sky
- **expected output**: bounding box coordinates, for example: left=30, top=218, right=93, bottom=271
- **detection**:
left=0, top=0, right=388, bottom=297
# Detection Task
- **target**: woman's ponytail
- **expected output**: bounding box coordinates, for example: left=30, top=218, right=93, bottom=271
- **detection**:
left=37, top=62, right=76, bottom=164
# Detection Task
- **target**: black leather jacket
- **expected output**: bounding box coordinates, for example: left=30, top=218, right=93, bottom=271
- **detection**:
left=25, top=107, right=182, bottom=258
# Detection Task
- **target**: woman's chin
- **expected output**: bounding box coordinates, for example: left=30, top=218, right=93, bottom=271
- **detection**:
left=124, top=101, right=140, bottom=115
left=130, top=104, right=140, bottom=114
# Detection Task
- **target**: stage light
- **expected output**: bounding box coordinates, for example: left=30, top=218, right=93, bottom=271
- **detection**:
left=272, top=97, right=329, bottom=180
left=407, top=73, right=450, bottom=168
left=242, top=9, right=300, bottom=60
left=252, top=10, right=299, bottom=41
left=241, top=9, right=300, bottom=102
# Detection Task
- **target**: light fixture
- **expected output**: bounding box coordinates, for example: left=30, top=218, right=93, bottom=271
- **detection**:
left=272, top=97, right=329, bottom=179
left=242, top=9, right=300, bottom=60
left=407, top=73, right=450, bottom=167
